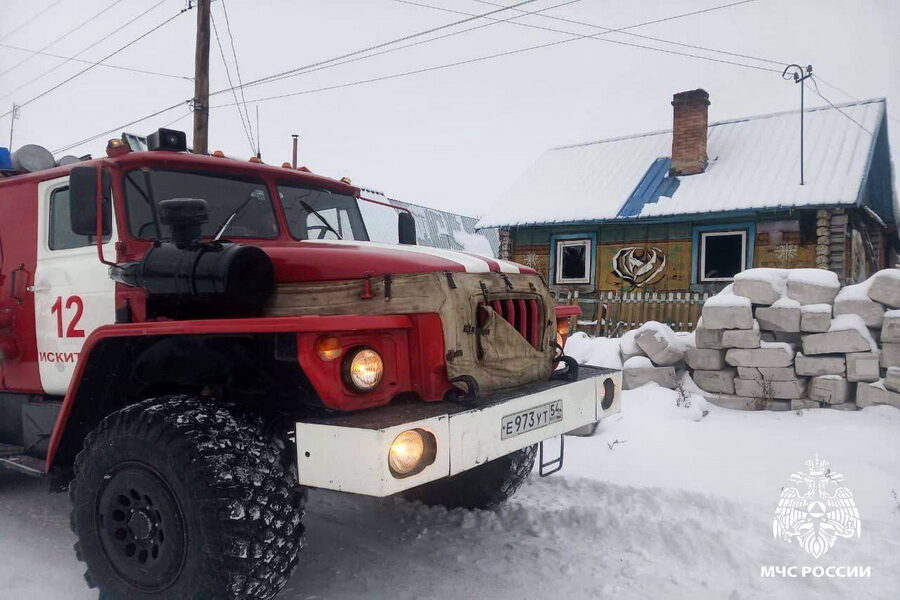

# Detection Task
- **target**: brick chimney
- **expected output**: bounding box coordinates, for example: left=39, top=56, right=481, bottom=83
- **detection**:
left=669, top=89, right=710, bottom=176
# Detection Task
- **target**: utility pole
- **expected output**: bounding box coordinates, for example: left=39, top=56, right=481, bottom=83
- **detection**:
left=782, top=64, right=813, bottom=185
left=192, top=0, right=211, bottom=154
left=292, top=134, right=299, bottom=168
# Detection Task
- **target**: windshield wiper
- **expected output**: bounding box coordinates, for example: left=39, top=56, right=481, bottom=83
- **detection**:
left=213, top=191, right=259, bottom=240
left=300, top=199, right=342, bottom=240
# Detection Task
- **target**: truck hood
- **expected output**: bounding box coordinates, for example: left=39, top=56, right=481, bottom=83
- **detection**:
left=262, top=239, right=533, bottom=283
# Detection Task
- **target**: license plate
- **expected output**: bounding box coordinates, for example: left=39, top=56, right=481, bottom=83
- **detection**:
left=500, top=400, right=563, bottom=439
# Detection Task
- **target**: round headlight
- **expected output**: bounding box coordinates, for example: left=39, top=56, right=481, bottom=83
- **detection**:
left=388, top=429, right=437, bottom=477
left=344, top=347, right=384, bottom=392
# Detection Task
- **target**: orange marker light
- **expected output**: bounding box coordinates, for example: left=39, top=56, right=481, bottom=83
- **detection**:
left=315, top=336, right=342, bottom=361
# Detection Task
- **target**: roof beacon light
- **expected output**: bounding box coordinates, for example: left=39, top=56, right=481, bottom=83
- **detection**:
left=106, top=138, right=129, bottom=158
left=0, top=147, right=12, bottom=171
left=147, top=128, right=187, bottom=152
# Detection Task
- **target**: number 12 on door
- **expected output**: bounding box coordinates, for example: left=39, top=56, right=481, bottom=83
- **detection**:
left=51, top=295, right=85, bottom=338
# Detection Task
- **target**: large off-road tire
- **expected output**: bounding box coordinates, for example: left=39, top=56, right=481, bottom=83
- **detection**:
left=401, top=445, right=537, bottom=510
left=69, top=395, right=306, bottom=600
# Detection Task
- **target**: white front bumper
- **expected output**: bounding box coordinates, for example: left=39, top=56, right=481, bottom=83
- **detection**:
left=295, top=368, right=621, bottom=497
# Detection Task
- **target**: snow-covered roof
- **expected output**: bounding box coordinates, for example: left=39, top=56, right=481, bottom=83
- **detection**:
left=358, top=187, right=499, bottom=257
left=477, top=98, right=893, bottom=228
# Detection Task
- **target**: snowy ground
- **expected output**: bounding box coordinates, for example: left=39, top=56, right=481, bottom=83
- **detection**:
left=2, top=389, right=899, bottom=599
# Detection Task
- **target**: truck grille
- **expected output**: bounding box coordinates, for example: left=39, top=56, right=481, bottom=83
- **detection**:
left=478, top=298, right=543, bottom=349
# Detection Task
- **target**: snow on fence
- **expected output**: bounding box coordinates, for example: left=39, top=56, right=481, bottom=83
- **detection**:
left=555, top=290, right=712, bottom=336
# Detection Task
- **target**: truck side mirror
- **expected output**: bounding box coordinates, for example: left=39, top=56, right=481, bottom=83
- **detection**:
left=69, top=165, right=112, bottom=236
left=398, top=212, right=416, bottom=245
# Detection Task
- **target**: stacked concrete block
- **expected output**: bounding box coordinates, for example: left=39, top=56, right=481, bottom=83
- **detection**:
left=755, top=298, right=801, bottom=332
left=722, top=321, right=761, bottom=348
left=881, top=343, right=900, bottom=369
left=834, top=281, right=885, bottom=327
left=695, top=319, right=725, bottom=349
left=882, top=310, right=900, bottom=342
left=884, top=367, right=900, bottom=393
left=623, top=365, right=678, bottom=390
left=786, top=269, right=840, bottom=305
left=867, top=269, right=900, bottom=308
left=856, top=381, right=900, bottom=409
left=734, top=377, right=807, bottom=399
left=701, top=285, right=754, bottom=329
left=794, top=353, right=845, bottom=376
left=634, top=326, right=688, bottom=367
left=800, top=304, right=832, bottom=333
left=808, top=376, right=855, bottom=404
left=693, top=368, right=736, bottom=394
left=685, top=348, right=726, bottom=370
left=683, top=267, right=900, bottom=412
left=846, top=351, right=881, bottom=382
left=737, top=366, right=797, bottom=381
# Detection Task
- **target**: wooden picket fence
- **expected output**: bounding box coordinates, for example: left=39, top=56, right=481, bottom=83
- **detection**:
left=554, top=290, right=712, bottom=337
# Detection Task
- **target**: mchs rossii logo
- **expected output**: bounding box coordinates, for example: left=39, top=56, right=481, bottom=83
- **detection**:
left=772, top=455, right=861, bottom=558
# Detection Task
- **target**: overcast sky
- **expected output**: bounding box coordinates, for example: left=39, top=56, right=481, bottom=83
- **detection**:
left=1, top=0, right=897, bottom=217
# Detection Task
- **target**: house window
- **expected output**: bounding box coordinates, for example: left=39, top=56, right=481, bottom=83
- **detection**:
left=554, top=238, right=592, bottom=284
left=699, top=230, right=747, bottom=281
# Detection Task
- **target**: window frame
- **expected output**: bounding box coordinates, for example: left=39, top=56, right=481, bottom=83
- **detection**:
left=122, top=168, right=280, bottom=241
left=553, top=237, right=593, bottom=285
left=48, top=185, right=111, bottom=251
left=698, top=229, right=748, bottom=282
left=277, top=181, right=369, bottom=242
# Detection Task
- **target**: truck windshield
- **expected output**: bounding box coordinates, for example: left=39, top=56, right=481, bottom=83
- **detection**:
left=123, top=169, right=279, bottom=239
left=278, top=184, right=368, bottom=241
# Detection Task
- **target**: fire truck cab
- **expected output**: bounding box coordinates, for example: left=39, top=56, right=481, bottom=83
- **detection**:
left=0, top=131, right=620, bottom=600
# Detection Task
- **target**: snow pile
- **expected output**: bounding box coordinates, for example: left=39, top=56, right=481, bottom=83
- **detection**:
left=564, top=332, right=622, bottom=369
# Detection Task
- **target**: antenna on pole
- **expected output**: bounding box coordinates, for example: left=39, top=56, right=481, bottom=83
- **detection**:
left=782, top=63, right=813, bottom=186
left=8, top=103, right=20, bottom=148
left=291, top=134, right=299, bottom=168
left=255, top=105, right=261, bottom=159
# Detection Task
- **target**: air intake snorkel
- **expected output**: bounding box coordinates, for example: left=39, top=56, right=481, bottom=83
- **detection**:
left=113, top=198, right=275, bottom=318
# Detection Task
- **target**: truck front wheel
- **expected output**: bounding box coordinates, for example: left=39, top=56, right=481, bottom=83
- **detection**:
left=401, top=445, right=537, bottom=510
left=69, top=395, right=306, bottom=600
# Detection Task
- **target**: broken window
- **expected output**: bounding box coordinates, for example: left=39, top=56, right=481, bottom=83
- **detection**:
left=699, top=230, right=747, bottom=282
left=554, top=239, right=591, bottom=284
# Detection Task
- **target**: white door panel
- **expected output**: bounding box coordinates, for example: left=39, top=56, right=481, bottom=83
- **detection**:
left=34, top=177, right=117, bottom=395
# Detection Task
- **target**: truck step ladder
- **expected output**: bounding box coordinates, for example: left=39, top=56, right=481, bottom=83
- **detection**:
left=0, top=444, right=46, bottom=477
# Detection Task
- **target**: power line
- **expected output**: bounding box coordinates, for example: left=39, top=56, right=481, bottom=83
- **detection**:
left=0, top=0, right=64, bottom=44
left=53, top=100, right=189, bottom=153
left=0, top=0, right=125, bottom=78
left=220, top=0, right=254, bottom=145
left=813, top=73, right=900, bottom=129
left=210, top=0, right=776, bottom=111
left=0, top=0, right=177, bottom=101
left=210, top=8, right=256, bottom=154
left=50, top=0, right=560, bottom=151
left=0, top=6, right=192, bottom=121
left=53, top=0, right=767, bottom=154
left=0, top=42, right=190, bottom=81
left=805, top=77, right=873, bottom=136
left=394, top=0, right=779, bottom=74
left=235, top=0, right=584, bottom=92
left=471, top=0, right=786, bottom=67
left=207, top=0, right=546, bottom=98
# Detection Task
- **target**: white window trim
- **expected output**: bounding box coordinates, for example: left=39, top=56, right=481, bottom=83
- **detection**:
left=554, top=239, right=592, bottom=284
left=699, top=229, right=747, bottom=282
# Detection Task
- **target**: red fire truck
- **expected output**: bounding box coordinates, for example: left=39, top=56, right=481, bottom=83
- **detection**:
left=0, top=129, right=620, bottom=599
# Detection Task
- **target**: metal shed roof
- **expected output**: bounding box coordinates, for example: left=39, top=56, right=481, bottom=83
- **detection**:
left=477, top=98, right=894, bottom=228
